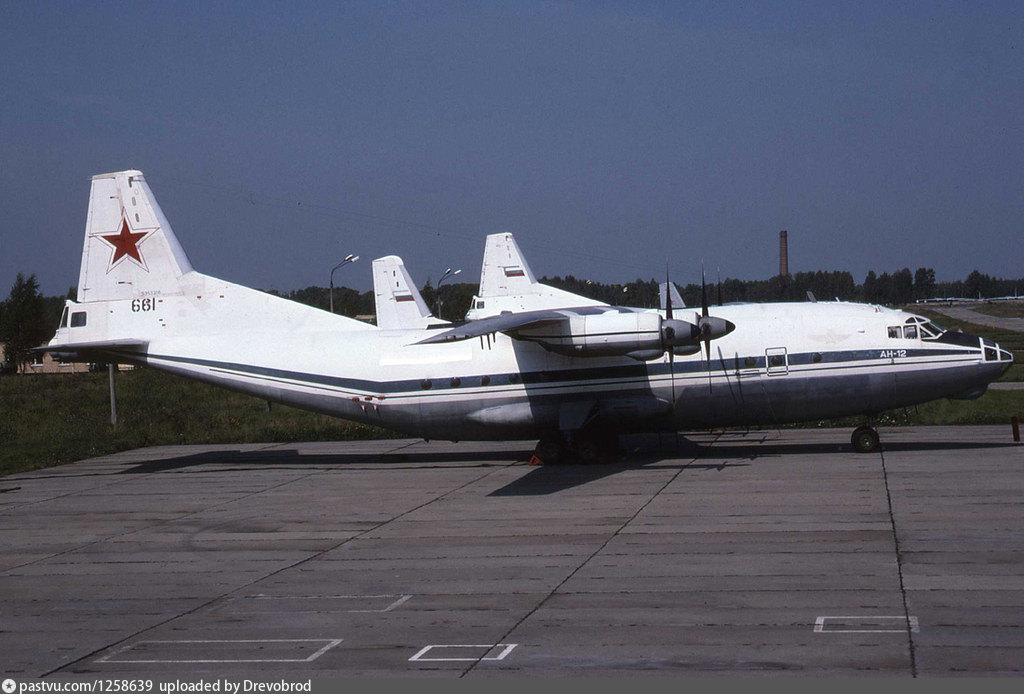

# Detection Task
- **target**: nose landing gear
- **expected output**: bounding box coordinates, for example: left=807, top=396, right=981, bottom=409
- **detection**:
left=851, top=425, right=881, bottom=453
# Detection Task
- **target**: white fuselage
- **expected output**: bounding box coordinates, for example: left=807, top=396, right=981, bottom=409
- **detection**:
left=50, top=271, right=1013, bottom=441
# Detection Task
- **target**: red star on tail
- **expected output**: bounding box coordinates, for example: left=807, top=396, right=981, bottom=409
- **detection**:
left=101, top=216, right=148, bottom=268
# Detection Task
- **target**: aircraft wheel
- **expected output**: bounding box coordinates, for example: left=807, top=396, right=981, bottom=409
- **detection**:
left=534, top=435, right=565, bottom=465
left=851, top=426, right=880, bottom=453
left=574, top=438, right=604, bottom=464
left=572, top=433, right=621, bottom=464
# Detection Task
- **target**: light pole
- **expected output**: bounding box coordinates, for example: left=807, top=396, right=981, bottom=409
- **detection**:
left=329, top=253, right=359, bottom=314
left=435, top=267, right=461, bottom=320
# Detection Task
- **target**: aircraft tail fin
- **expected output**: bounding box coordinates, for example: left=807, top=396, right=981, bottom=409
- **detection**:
left=467, top=233, right=605, bottom=319
left=77, top=170, right=193, bottom=303
left=478, top=233, right=539, bottom=298
left=659, top=282, right=686, bottom=311
left=373, top=255, right=446, bottom=329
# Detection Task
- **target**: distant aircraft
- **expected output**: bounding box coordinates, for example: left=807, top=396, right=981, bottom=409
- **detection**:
left=42, top=170, right=1014, bottom=462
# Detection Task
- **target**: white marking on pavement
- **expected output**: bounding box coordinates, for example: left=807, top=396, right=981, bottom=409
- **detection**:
left=409, top=643, right=518, bottom=662
left=814, top=616, right=919, bottom=633
left=96, top=638, right=344, bottom=663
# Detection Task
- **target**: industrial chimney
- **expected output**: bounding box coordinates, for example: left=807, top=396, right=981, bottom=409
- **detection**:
left=779, top=230, right=789, bottom=277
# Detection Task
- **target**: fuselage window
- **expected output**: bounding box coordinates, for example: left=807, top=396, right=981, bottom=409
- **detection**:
left=812, top=353, right=822, bottom=363
left=70, top=312, right=87, bottom=327
left=420, top=379, right=432, bottom=390
left=480, top=375, right=491, bottom=386
left=888, top=326, right=901, bottom=339
left=743, top=356, right=757, bottom=368
left=769, top=355, right=786, bottom=367
left=903, top=325, right=918, bottom=339
left=449, top=377, right=461, bottom=388
left=508, top=373, right=520, bottom=384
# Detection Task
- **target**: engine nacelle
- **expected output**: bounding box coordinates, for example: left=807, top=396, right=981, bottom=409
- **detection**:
left=514, top=311, right=701, bottom=359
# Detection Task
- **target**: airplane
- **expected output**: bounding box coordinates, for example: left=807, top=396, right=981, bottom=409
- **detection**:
left=41, top=170, right=1014, bottom=463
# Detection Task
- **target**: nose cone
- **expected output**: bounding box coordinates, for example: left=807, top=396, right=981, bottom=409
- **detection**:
left=700, top=316, right=736, bottom=340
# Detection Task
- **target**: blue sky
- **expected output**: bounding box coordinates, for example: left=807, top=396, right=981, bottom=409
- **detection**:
left=1, top=1, right=1021, bottom=295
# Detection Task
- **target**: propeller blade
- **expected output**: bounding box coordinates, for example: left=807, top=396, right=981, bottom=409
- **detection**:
left=664, top=267, right=673, bottom=321
left=700, top=262, right=708, bottom=319
left=700, top=262, right=710, bottom=366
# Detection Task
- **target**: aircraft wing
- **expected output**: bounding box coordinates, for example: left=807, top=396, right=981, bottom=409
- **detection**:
left=414, top=308, right=573, bottom=345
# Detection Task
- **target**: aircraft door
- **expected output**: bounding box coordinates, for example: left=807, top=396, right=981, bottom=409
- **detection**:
left=766, top=347, right=788, bottom=376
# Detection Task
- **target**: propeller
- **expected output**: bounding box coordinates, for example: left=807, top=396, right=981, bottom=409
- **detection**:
left=701, top=263, right=709, bottom=358
left=701, top=263, right=712, bottom=391
left=658, top=263, right=734, bottom=386
left=665, top=268, right=675, bottom=405
left=696, top=262, right=737, bottom=391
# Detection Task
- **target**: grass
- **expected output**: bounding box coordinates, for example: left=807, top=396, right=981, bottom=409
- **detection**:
left=788, top=389, right=1024, bottom=429
left=0, top=368, right=390, bottom=476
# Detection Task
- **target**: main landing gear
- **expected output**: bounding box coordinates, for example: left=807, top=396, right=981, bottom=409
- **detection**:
left=533, top=431, right=621, bottom=465
left=851, top=424, right=881, bottom=453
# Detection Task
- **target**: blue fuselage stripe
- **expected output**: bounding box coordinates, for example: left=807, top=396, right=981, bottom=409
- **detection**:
left=126, top=346, right=979, bottom=398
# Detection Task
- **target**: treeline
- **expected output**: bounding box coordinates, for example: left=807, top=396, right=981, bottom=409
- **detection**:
left=537, top=267, right=1022, bottom=311
left=270, top=266, right=1022, bottom=320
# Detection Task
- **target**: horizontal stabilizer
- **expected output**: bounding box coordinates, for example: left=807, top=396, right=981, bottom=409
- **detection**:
left=33, top=338, right=148, bottom=363
left=34, top=339, right=147, bottom=352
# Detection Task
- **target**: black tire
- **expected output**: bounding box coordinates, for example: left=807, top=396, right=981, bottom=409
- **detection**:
left=534, top=435, right=564, bottom=464
left=571, top=432, right=621, bottom=464
left=851, top=426, right=880, bottom=453
left=574, top=438, right=603, bottom=464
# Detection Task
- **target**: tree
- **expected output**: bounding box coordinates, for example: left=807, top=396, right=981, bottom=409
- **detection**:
left=0, top=273, right=49, bottom=373
left=964, top=270, right=992, bottom=300
left=864, top=272, right=880, bottom=305
left=893, top=268, right=914, bottom=305
left=913, top=268, right=936, bottom=301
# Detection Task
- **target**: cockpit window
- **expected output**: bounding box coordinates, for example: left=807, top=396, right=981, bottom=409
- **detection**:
left=888, top=326, right=901, bottom=339
left=901, top=315, right=945, bottom=341
left=903, top=325, right=918, bottom=339
left=59, top=307, right=69, bottom=328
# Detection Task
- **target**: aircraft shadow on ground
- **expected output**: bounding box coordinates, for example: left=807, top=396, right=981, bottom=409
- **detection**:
left=488, top=437, right=1018, bottom=495
left=116, top=437, right=1018, bottom=492
left=119, top=448, right=527, bottom=474
left=486, top=459, right=752, bottom=496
